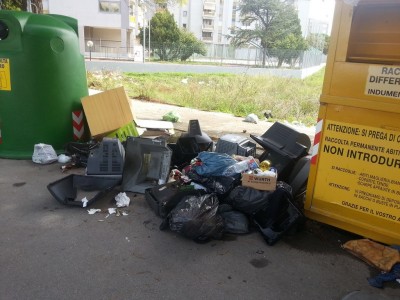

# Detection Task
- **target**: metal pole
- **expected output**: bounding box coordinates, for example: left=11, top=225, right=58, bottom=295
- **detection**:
left=143, top=14, right=146, bottom=62
left=148, top=18, right=151, bottom=62
left=87, top=41, right=93, bottom=61
left=27, top=0, right=32, bottom=12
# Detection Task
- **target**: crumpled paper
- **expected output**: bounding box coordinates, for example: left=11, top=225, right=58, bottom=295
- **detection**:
left=115, top=192, right=130, bottom=207
left=87, top=208, right=101, bottom=215
left=106, top=207, right=129, bottom=217
left=81, top=197, right=89, bottom=208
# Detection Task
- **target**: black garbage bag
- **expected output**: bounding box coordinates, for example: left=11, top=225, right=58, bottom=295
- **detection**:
left=227, top=186, right=273, bottom=215
left=252, top=183, right=305, bottom=246
left=144, top=182, right=205, bottom=218
left=198, top=175, right=241, bottom=199
left=220, top=210, right=250, bottom=234
left=166, top=193, right=224, bottom=242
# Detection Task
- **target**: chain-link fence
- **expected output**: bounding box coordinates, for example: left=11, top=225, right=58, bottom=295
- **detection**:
left=84, top=39, right=327, bottom=68
left=192, top=44, right=327, bottom=69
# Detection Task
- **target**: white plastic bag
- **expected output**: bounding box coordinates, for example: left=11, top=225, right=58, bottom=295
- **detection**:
left=32, top=143, right=58, bottom=164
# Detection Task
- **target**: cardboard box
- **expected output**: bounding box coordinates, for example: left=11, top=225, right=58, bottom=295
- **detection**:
left=82, top=87, right=134, bottom=137
left=82, top=87, right=175, bottom=138
left=241, top=172, right=277, bottom=191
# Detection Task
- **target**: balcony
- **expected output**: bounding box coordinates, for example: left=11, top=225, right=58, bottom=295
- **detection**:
left=202, top=24, right=214, bottom=32
left=202, top=30, right=213, bottom=42
left=203, top=12, right=216, bottom=19
left=202, top=36, right=213, bottom=43
left=203, top=1, right=216, bottom=11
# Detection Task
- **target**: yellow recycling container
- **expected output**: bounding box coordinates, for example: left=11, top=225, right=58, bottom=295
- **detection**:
left=305, top=0, right=400, bottom=245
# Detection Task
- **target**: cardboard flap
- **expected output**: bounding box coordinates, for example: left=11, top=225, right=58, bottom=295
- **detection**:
left=82, top=87, right=134, bottom=136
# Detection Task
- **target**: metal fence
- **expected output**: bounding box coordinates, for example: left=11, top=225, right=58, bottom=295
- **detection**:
left=84, top=39, right=327, bottom=69
left=85, top=39, right=137, bottom=60
left=192, top=44, right=327, bottom=69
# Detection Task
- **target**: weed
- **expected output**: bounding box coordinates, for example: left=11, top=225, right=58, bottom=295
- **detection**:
left=86, top=69, right=324, bottom=126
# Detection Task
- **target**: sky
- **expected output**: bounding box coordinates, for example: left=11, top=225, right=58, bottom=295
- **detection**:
left=309, top=0, right=336, bottom=34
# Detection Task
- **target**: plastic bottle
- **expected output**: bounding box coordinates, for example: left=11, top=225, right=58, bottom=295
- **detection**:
left=223, top=156, right=258, bottom=176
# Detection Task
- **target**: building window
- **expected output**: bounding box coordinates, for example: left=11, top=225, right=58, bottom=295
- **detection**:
left=183, top=11, right=187, bottom=17
left=202, top=32, right=212, bottom=38
left=183, top=23, right=187, bottom=28
left=99, top=1, right=120, bottom=13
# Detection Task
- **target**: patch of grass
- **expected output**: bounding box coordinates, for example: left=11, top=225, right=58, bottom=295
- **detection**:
left=87, top=70, right=324, bottom=126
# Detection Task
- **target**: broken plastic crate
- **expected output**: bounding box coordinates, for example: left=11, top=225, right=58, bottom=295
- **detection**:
left=215, top=134, right=256, bottom=157
left=122, top=137, right=172, bottom=194
left=144, top=182, right=205, bottom=218
left=47, top=174, right=121, bottom=207
left=250, top=122, right=311, bottom=182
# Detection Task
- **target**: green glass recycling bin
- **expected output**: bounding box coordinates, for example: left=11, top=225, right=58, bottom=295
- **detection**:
left=0, top=11, right=88, bottom=159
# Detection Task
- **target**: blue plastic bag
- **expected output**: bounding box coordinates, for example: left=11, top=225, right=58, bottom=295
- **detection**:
left=193, top=152, right=237, bottom=177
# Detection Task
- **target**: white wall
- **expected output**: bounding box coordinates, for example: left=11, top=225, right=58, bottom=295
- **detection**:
left=48, top=0, right=132, bottom=54
left=48, top=0, right=123, bottom=28
left=187, top=1, right=203, bottom=41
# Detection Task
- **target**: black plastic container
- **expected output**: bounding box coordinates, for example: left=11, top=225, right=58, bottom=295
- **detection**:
left=250, top=122, right=311, bottom=182
left=47, top=174, right=121, bottom=207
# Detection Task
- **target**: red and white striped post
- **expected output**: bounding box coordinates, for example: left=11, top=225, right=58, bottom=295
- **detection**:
left=311, top=119, right=323, bottom=165
left=72, top=111, right=84, bottom=141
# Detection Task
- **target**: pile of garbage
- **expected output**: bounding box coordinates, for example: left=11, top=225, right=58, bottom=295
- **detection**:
left=45, top=110, right=312, bottom=246
left=151, top=151, right=304, bottom=245
left=37, top=87, right=398, bottom=288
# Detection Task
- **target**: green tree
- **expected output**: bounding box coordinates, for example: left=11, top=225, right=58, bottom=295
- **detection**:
left=0, top=0, right=43, bottom=12
left=307, top=33, right=329, bottom=52
left=153, top=0, right=188, bottom=6
left=230, top=0, right=305, bottom=67
left=178, top=29, right=206, bottom=61
left=139, top=10, right=180, bottom=60
left=271, top=33, right=308, bottom=67
left=323, top=34, right=330, bottom=55
left=0, top=0, right=24, bottom=10
left=139, top=11, right=205, bottom=61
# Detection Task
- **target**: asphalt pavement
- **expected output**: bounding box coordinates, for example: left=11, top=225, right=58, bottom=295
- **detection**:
left=0, top=102, right=399, bottom=300
left=85, top=59, right=312, bottom=79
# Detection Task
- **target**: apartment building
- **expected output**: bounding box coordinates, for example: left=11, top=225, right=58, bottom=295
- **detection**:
left=42, top=0, right=145, bottom=59
left=169, top=0, right=334, bottom=45
left=38, top=0, right=333, bottom=60
left=168, top=0, right=239, bottom=45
